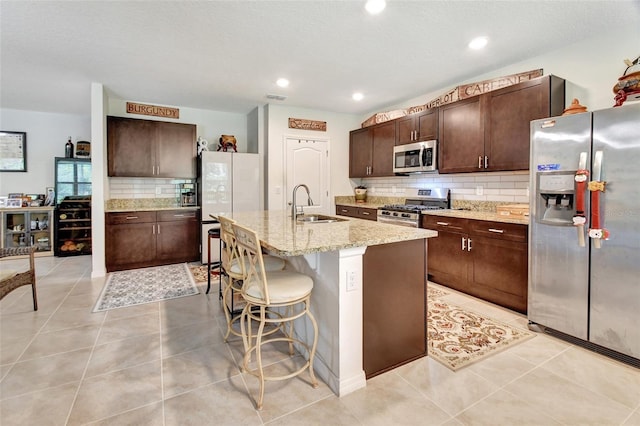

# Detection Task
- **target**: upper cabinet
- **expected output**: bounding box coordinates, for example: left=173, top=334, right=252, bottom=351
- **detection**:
left=439, top=75, right=565, bottom=173
left=107, top=116, right=197, bottom=178
left=484, top=75, right=565, bottom=171
left=395, top=107, right=438, bottom=145
left=439, top=97, right=484, bottom=174
left=349, top=120, right=396, bottom=178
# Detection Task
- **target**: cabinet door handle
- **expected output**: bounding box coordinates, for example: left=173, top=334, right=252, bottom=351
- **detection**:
left=125, top=216, right=138, bottom=220
left=152, top=165, right=155, bottom=175
left=157, top=224, right=160, bottom=234
left=156, top=165, right=159, bottom=175
left=488, top=228, right=504, bottom=233
left=484, top=156, right=488, bottom=169
left=478, top=156, right=482, bottom=168
left=462, top=237, right=466, bottom=251
left=467, top=238, right=472, bottom=251
left=436, top=221, right=449, bottom=226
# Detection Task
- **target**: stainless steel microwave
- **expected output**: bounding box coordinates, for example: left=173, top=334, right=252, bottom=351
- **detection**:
left=393, top=140, right=437, bottom=174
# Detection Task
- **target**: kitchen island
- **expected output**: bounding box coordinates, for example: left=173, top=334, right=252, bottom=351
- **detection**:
left=225, top=210, right=437, bottom=397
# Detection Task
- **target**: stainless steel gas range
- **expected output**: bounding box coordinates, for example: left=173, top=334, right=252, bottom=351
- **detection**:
left=377, top=188, right=450, bottom=227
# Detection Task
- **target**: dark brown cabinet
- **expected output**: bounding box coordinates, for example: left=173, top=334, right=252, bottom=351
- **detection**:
left=423, top=215, right=528, bottom=313
left=438, top=75, right=565, bottom=173
left=438, top=97, right=484, bottom=173
left=363, top=238, right=427, bottom=378
left=107, top=116, right=197, bottom=178
left=335, top=205, right=377, bottom=221
left=484, top=75, right=565, bottom=171
left=155, top=210, right=200, bottom=262
left=395, top=108, right=438, bottom=145
left=349, top=121, right=396, bottom=178
left=422, top=216, right=472, bottom=293
left=106, top=210, right=199, bottom=272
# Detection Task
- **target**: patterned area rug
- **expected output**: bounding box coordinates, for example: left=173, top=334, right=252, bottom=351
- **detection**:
left=94, top=263, right=200, bottom=312
left=427, top=285, right=535, bottom=371
left=189, top=265, right=219, bottom=283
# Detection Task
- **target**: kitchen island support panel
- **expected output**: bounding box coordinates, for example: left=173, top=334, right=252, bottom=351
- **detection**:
left=286, top=247, right=367, bottom=397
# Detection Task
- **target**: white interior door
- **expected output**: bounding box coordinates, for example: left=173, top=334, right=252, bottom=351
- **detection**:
left=285, top=138, right=329, bottom=216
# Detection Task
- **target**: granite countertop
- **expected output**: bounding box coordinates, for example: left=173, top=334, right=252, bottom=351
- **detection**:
left=334, top=196, right=528, bottom=225
left=105, top=198, right=200, bottom=212
left=421, top=209, right=529, bottom=225
left=226, top=210, right=437, bottom=257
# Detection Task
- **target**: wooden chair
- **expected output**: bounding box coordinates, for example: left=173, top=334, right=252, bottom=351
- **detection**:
left=0, top=246, right=38, bottom=310
left=232, top=222, right=318, bottom=410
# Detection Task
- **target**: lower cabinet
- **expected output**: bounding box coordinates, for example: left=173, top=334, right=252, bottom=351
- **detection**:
left=423, top=215, right=528, bottom=313
left=106, top=210, right=199, bottom=272
left=335, top=205, right=377, bottom=221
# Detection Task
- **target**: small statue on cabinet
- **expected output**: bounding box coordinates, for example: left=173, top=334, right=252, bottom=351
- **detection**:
left=218, top=134, right=238, bottom=152
left=196, top=136, right=209, bottom=156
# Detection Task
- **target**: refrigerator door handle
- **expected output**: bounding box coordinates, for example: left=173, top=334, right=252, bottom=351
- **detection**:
left=588, top=150, right=608, bottom=248
left=573, top=152, right=589, bottom=247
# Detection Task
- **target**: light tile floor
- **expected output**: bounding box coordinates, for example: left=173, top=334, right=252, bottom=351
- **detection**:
left=1, top=255, right=639, bottom=425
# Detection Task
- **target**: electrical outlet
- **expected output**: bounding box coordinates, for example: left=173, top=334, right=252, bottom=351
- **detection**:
left=346, top=270, right=357, bottom=292
left=475, top=185, right=483, bottom=196
left=156, top=186, right=162, bottom=195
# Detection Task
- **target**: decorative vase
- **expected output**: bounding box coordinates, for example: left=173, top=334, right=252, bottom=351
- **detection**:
left=354, top=188, right=367, bottom=203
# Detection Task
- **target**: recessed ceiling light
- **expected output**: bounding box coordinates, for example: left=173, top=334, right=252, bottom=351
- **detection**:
left=352, top=92, right=364, bottom=101
left=365, top=0, right=386, bottom=15
left=469, top=36, right=488, bottom=50
left=276, top=78, right=289, bottom=88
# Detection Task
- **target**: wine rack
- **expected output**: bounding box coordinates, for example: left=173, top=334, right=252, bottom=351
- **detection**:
left=54, top=195, right=92, bottom=256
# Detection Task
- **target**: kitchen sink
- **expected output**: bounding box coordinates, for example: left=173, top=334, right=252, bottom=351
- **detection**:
left=296, top=214, right=348, bottom=224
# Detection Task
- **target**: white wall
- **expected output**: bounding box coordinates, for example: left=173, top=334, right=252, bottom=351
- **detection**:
left=0, top=109, right=90, bottom=196
left=367, top=27, right=638, bottom=120
left=355, top=27, right=640, bottom=203
left=264, top=104, right=360, bottom=211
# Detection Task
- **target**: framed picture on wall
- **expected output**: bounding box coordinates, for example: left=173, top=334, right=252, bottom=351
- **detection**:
left=0, top=131, right=27, bottom=172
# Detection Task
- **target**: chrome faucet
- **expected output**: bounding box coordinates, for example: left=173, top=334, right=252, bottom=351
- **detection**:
left=291, top=184, right=314, bottom=220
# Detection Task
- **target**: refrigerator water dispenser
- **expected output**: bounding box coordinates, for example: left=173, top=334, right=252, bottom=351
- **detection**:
left=536, top=171, right=576, bottom=225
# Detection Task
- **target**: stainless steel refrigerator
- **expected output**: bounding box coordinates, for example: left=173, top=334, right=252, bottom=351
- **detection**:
left=198, top=151, right=260, bottom=264
left=528, top=102, right=640, bottom=361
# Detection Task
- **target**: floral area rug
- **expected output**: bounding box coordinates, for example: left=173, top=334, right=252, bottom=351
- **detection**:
left=189, top=264, right=220, bottom=283
left=426, top=284, right=535, bottom=371
left=93, top=263, right=200, bottom=312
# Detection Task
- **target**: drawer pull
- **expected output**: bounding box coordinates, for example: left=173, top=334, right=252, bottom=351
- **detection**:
left=125, top=216, right=138, bottom=220
left=362, top=211, right=370, bottom=215
left=173, top=214, right=186, bottom=217
left=340, top=209, right=348, bottom=213
left=436, top=221, right=449, bottom=226
left=488, top=228, right=505, bottom=233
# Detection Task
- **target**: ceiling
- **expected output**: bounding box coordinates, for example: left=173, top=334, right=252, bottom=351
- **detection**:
left=2, top=1, right=639, bottom=117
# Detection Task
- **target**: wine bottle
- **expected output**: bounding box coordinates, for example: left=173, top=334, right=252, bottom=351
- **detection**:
left=65, top=137, right=74, bottom=158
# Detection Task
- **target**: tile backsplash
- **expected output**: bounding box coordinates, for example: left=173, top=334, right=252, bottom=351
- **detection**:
left=109, top=177, right=194, bottom=200
left=360, top=170, right=530, bottom=204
